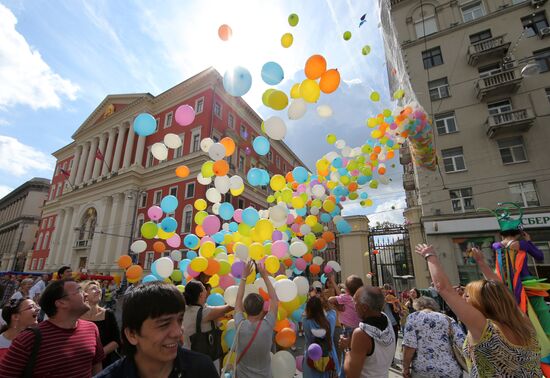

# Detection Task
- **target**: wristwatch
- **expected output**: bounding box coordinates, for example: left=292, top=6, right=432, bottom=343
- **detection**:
left=424, top=253, right=437, bottom=260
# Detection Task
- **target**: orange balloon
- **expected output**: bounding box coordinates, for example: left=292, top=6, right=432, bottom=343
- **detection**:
left=126, top=264, right=143, bottom=280
left=319, top=69, right=340, bottom=94
left=259, top=287, right=270, bottom=301
left=175, top=165, right=190, bottom=178
left=378, top=166, right=386, bottom=175
left=204, top=259, right=220, bottom=276
left=275, top=328, right=297, bottom=348
left=322, top=231, right=335, bottom=243
left=285, top=172, right=294, bottom=182
left=118, top=255, right=132, bottom=269
left=153, top=241, right=166, bottom=253
left=374, top=146, right=382, bottom=154
left=314, top=238, right=327, bottom=250
left=348, top=182, right=358, bottom=192
left=283, top=259, right=293, bottom=268
left=213, top=160, right=229, bottom=176
left=220, top=137, right=236, bottom=156
left=294, top=216, right=304, bottom=225
left=303, top=253, right=313, bottom=263
left=196, top=225, right=205, bottom=238
left=304, top=55, right=327, bottom=80
left=274, top=318, right=291, bottom=332
left=218, top=24, right=232, bottom=41
left=309, top=264, right=321, bottom=275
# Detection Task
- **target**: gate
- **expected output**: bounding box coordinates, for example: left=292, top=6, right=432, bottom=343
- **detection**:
left=368, top=223, right=413, bottom=289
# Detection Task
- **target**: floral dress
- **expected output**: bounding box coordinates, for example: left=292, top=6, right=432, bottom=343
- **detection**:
left=402, top=310, right=465, bottom=378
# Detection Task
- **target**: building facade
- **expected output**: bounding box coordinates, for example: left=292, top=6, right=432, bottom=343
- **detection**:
left=0, top=178, right=50, bottom=271
left=389, top=0, right=550, bottom=285
left=31, top=68, right=306, bottom=274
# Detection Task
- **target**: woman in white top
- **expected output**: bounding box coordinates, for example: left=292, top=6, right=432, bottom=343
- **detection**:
left=10, top=278, right=33, bottom=301
left=0, top=298, right=40, bottom=360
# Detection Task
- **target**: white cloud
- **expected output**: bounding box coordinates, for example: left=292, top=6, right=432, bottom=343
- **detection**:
left=342, top=196, right=406, bottom=226
left=0, top=4, right=79, bottom=110
left=0, top=185, right=13, bottom=199
left=0, top=119, right=9, bottom=126
left=343, top=78, right=362, bottom=85
left=0, top=135, right=54, bottom=176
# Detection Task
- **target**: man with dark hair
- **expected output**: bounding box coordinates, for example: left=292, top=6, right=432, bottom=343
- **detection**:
left=232, top=261, right=278, bottom=378
left=0, top=279, right=104, bottom=377
left=58, top=265, right=73, bottom=280
left=96, top=282, right=218, bottom=378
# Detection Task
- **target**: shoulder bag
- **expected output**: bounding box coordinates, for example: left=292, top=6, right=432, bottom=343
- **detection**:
left=23, top=327, right=42, bottom=378
left=446, top=316, right=468, bottom=371
left=189, top=306, right=224, bottom=361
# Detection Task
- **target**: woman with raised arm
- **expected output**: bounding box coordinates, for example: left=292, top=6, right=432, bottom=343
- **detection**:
left=415, top=243, right=542, bottom=377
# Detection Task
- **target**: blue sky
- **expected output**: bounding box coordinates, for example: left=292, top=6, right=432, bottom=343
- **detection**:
left=0, top=0, right=405, bottom=224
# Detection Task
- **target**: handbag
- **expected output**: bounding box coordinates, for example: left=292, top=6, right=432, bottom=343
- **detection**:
left=189, top=306, right=224, bottom=361
left=221, top=316, right=263, bottom=378
left=446, top=316, right=468, bottom=371
left=23, top=327, right=42, bottom=378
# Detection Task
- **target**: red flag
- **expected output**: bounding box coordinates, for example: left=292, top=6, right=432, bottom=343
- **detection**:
left=60, top=168, right=70, bottom=179
left=95, top=149, right=104, bottom=161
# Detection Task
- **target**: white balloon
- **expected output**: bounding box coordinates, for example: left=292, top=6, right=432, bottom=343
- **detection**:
left=214, top=175, right=230, bottom=194
left=222, top=223, right=230, bottom=231
left=310, top=206, right=320, bottom=215
left=287, top=99, right=307, bottom=120
left=325, top=151, right=339, bottom=162
left=200, top=138, right=214, bottom=153
left=272, top=350, right=296, bottom=378
left=254, top=276, right=276, bottom=292
left=215, top=252, right=228, bottom=261
left=264, top=116, right=287, bottom=140
left=317, top=104, right=333, bottom=118
left=206, top=187, right=222, bottom=203
left=312, top=184, right=325, bottom=198
left=212, top=203, right=221, bottom=214
left=327, top=260, right=341, bottom=273
left=244, top=284, right=259, bottom=298
left=163, top=133, right=182, bottom=149
left=229, top=175, right=244, bottom=189
left=312, top=256, right=324, bottom=266
left=155, top=257, right=174, bottom=278
left=130, top=240, right=147, bottom=254
left=379, top=176, right=390, bottom=185
left=289, top=241, right=307, bottom=257
left=235, top=243, right=249, bottom=261
left=274, top=279, right=298, bottom=302
left=208, top=143, right=226, bottom=161
left=335, top=139, right=346, bottom=149
left=170, top=250, right=182, bottom=261
left=197, top=173, right=212, bottom=185
left=293, top=276, right=309, bottom=296
left=151, top=143, right=168, bottom=161
left=270, top=205, right=289, bottom=223
left=223, top=285, right=239, bottom=307
left=341, top=146, right=352, bottom=157
left=312, top=280, right=323, bottom=289
left=299, top=224, right=311, bottom=235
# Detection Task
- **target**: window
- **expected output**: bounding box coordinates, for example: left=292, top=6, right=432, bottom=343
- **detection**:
left=55, top=184, right=62, bottom=198
left=38, top=258, right=44, bottom=270
left=185, top=183, right=195, bottom=198
left=534, top=48, right=550, bottom=73
left=136, top=215, right=145, bottom=238
left=461, top=2, right=484, bottom=22
left=228, top=113, right=235, bottom=129
left=48, top=217, right=53, bottom=228
left=37, top=233, right=43, bottom=250
left=276, top=155, right=281, bottom=168
left=153, top=190, right=162, bottom=205
left=43, top=232, right=50, bottom=250
left=240, top=124, right=247, bottom=139
left=435, top=112, right=457, bottom=135
left=469, top=29, right=492, bottom=44
left=238, top=198, right=245, bottom=209
left=546, top=88, right=550, bottom=103
left=450, top=188, right=474, bottom=213
left=155, top=118, right=160, bottom=132
left=522, top=12, right=549, bottom=38
left=422, top=47, right=443, bottom=69
left=195, top=97, right=204, bottom=114
left=428, top=77, right=450, bottom=100
left=146, top=148, right=154, bottom=168
left=238, top=154, right=245, bottom=172
left=182, top=205, right=193, bottom=233
left=139, top=192, right=147, bottom=208
left=478, top=63, right=501, bottom=78
left=267, top=150, right=273, bottom=162
left=169, top=186, right=178, bottom=197
left=164, top=112, right=173, bottom=128
left=415, top=15, right=438, bottom=38
left=174, top=134, right=185, bottom=158
left=497, top=137, right=527, bottom=164
left=283, top=163, right=287, bottom=173
left=191, top=129, right=201, bottom=153
left=31, top=259, right=37, bottom=270
left=214, top=102, right=222, bottom=118
left=441, top=147, right=466, bottom=173
left=69, top=159, right=74, bottom=170
left=509, top=181, right=539, bottom=207
left=144, top=252, right=154, bottom=270
left=488, top=99, right=512, bottom=115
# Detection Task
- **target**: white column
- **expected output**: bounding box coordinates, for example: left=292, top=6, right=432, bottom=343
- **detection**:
left=112, top=125, right=126, bottom=172
left=103, top=194, right=123, bottom=264
left=45, top=210, right=64, bottom=269
left=123, top=126, right=135, bottom=169
left=69, top=145, right=82, bottom=186
left=92, top=134, right=107, bottom=179
left=61, top=207, right=77, bottom=266
left=75, top=142, right=89, bottom=185
left=55, top=207, right=73, bottom=266
left=115, top=191, right=134, bottom=260
left=133, top=136, right=146, bottom=166
left=101, top=129, right=116, bottom=176
left=83, top=137, right=98, bottom=182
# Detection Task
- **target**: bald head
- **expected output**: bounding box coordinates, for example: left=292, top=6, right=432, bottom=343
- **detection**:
left=354, top=286, right=385, bottom=317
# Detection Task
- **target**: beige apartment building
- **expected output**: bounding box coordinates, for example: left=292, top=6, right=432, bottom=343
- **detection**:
left=388, top=0, right=550, bottom=287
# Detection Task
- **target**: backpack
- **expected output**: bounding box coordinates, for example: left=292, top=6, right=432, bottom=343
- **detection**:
left=306, top=332, right=335, bottom=373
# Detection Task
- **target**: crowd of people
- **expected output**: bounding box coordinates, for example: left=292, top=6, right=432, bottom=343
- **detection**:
left=0, top=229, right=546, bottom=377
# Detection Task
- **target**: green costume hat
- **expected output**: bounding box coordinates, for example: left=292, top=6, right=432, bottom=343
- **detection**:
left=477, top=202, right=524, bottom=232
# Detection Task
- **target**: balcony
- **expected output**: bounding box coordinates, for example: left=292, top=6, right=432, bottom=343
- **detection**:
left=400, top=147, right=411, bottom=165
left=486, top=108, right=535, bottom=138
left=74, top=239, right=91, bottom=249
left=403, top=172, right=415, bottom=190
left=475, top=68, right=523, bottom=100
left=468, top=36, right=510, bottom=66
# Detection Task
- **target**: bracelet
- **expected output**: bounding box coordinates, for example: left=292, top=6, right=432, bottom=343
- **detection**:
left=424, top=253, right=437, bottom=260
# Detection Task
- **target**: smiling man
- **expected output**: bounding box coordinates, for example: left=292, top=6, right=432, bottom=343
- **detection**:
left=95, top=282, right=218, bottom=378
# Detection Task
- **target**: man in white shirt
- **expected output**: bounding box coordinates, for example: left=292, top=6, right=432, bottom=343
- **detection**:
left=29, top=274, right=50, bottom=302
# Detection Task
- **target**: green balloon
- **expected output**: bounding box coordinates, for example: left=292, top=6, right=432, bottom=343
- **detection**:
left=343, top=31, right=352, bottom=41
left=170, top=269, right=183, bottom=282
left=288, top=13, right=299, bottom=27
left=362, top=45, right=371, bottom=55
left=141, top=221, right=158, bottom=239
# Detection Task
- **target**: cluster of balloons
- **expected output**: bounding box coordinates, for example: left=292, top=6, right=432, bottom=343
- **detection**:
left=117, top=254, right=143, bottom=283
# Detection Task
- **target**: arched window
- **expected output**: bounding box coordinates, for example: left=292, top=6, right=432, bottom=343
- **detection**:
left=43, top=232, right=50, bottom=250
left=36, top=233, right=43, bottom=251
left=78, top=207, right=97, bottom=240
left=136, top=214, right=145, bottom=238
left=181, top=205, right=193, bottom=233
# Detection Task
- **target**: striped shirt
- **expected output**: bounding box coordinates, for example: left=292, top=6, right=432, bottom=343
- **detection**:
left=0, top=319, right=104, bottom=377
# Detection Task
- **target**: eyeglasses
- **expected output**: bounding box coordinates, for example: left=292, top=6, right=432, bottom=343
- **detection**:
left=20, top=304, right=40, bottom=313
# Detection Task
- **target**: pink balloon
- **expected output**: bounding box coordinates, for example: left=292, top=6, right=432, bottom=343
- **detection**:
left=166, top=234, right=181, bottom=248
left=295, top=258, right=307, bottom=271
left=263, top=300, right=270, bottom=312
left=175, top=104, right=195, bottom=126
left=202, top=215, right=221, bottom=235
left=286, top=213, right=295, bottom=224
left=291, top=223, right=300, bottom=234
left=186, top=265, right=200, bottom=278
left=271, top=240, right=288, bottom=258
left=288, top=320, right=296, bottom=331
left=233, top=209, right=243, bottom=223
left=147, top=206, right=163, bottom=221
left=219, top=275, right=235, bottom=289
left=296, top=355, right=304, bottom=372
left=323, top=265, right=333, bottom=274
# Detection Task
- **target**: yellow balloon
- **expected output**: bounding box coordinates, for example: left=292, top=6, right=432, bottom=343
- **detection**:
left=281, top=188, right=293, bottom=203
left=238, top=223, right=251, bottom=236
left=201, top=161, right=214, bottom=178
left=194, top=210, right=208, bottom=225
left=290, top=83, right=301, bottom=99
left=305, top=215, right=317, bottom=227
left=249, top=242, right=265, bottom=261
left=270, top=174, right=286, bottom=191
left=157, top=229, right=175, bottom=240
left=190, top=257, right=208, bottom=272
left=277, top=306, right=288, bottom=321
left=281, top=296, right=301, bottom=313
left=268, top=90, right=289, bottom=111
left=262, top=89, right=276, bottom=107
left=281, top=33, right=293, bottom=48
left=291, top=196, right=305, bottom=209
left=300, top=79, right=321, bottom=103
left=370, top=91, right=380, bottom=102
left=265, top=255, right=280, bottom=274
left=230, top=185, right=244, bottom=196
left=199, top=241, right=216, bottom=258
left=211, top=287, right=224, bottom=295
left=371, top=129, right=383, bottom=139
left=208, top=274, right=220, bottom=287
left=255, top=219, right=274, bottom=241
left=275, top=274, right=288, bottom=281
left=323, top=199, right=336, bottom=212
left=194, top=198, right=207, bottom=211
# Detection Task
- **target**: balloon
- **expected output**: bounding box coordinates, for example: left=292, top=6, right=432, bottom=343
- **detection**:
left=151, top=143, right=168, bottom=161
left=288, top=13, right=299, bottom=26
left=272, top=240, right=289, bottom=258
left=141, top=221, right=158, bottom=239
left=213, top=160, right=229, bottom=176
left=200, top=138, right=214, bottom=153
left=223, top=285, right=239, bottom=307
left=170, top=269, right=183, bottom=282
left=319, top=69, right=340, bottom=94
left=229, top=175, right=244, bottom=190
left=317, top=104, right=333, bottom=118
left=252, top=136, right=270, bottom=156
left=305, top=55, right=327, bottom=80
left=133, top=113, right=156, bottom=137
left=268, top=90, right=288, bottom=111
left=153, top=241, right=166, bottom=253
left=299, top=79, right=321, bottom=103
left=231, top=261, right=245, bottom=278
left=160, top=195, right=178, bottom=213
left=223, top=66, right=252, bottom=97
left=202, top=215, right=221, bottom=235
left=208, top=143, right=226, bottom=161
left=292, top=166, right=308, bottom=183
left=370, top=91, right=380, bottom=102
left=287, top=99, right=307, bottom=120
left=170, top=249, right=182, bottom=261
left=271, top=350, right=296, bottom=378
left=281, top=33, right=293, bottom=48
left=175, top=165, right=190, bottom=178
left=118, top=255, right=132, bottom=269
left=242, top=207, right=260, bottom=226
left=190, top=256, right=208, bottom=272
left=160, top=217, right=177, bottom=233
left=142, top=274, right=158, bottom=283
left=126, top=265, right=143, bottom=281
left=156, top=257, right=174, bottom=278
left=289, top=241, right=307, bottom=257
left=362, top=45, right=371, bottom=55
left=206, top=187, right=222, bottom=203
left=293, top=276, right=309, bottom=296
left=219, top=202, right=234, bottom=220
left=265, top=255, right=280, bottom=274
left=183, top=234, right=200, bottom=249
left=130, top=240, right=147, bottom=254
left=275, top=328, right=296, bottom=348
left=194, top=199, right=207, bottom=211
left=261, top=62, right=284, bottom=85
left=218, top=24, right=232, bottom=41
left=220, top=137, right=236, bottom=156
left=274, top=279, right=298, bottom=302
left=206, top=293, right=225, bottom=306
left=147, top=206, right=163, bottom=221
left=308, top=343, right=322, bottom=361
left=343, top=31, right=352, bottom=40
left=164, top=133, right=182, bottom=149
left=214, top=175, right=230, bottom=194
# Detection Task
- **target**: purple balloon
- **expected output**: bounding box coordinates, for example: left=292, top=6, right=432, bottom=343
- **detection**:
left=245, top=147, right=251, bottom=156
left=272, top=230, right=283, bottom=241
left=175, top=104, right=195, bottom=126
left=166, top=234, right=181, bottom=248
left=231, top=261, right=245, bottom=278
left=308, top=343, right=322, bottom=361
left=202, top=215, right=221, bottom=235
left=147, top=206, right=163, bottom=221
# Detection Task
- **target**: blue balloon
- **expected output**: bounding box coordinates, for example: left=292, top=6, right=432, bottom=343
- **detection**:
left=261, top=61, right=284, bottom=85
left=133, top=113, right=157, bottom=137
left=320, top=274, right=327, bottom=285
left=186, top=250, right=197, bottom=259
left=229, top=222, right=238, bottom=232
left=223, top=66, right=252, bottom=97
left=160, top=217, right=177, bottom=233
left=150, top=261, right=160, bottom=278
left=212, top=232, right=225, bottom=244
left=260, top=169, right=270, bottom=186
left=336, top=220, right=352, bottom=234
left=242, top=207, right=259, bottom=226
left=332, top=157, right=343, bottom=168
left=178, top=259, right=191, bottom=271
left=291, top=309, right=303, bottom=322
left=219, top=202, right=235, bottom=221
left=160, top=195, right=178, bottom=213
left=184, top=234, right=199, bottom=249
left=206, top=293, right=225, bottom=306
left=320, top=213, right=332, bottom=223
left=292, top=166, right=308, bottom=183
left=247, top=168, right=262, bottom=186
left=296, top=207, right=307, bottom=216
left=142, top=274, right=159, bottom=283
left=360, top=192, right=369, bottom=199
left=252, top=136, right=270, bottom=156
left=224, top=328, right=236, bottom=348
left=357, top=175, right=369, bottom=185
